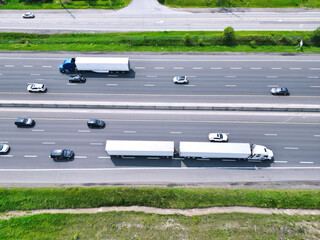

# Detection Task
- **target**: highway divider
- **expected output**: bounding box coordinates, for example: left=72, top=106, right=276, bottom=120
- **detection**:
left=0, top=100, right=320, bottom=112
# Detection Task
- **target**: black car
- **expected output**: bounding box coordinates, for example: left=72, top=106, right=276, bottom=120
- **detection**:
left=50, top=149, right=74, bottom=160
left=15, top=118, right=35, bottom=127
left=69, top=75, right=86, bottom=83
left=87, top=119, right=105, bottom=129
left=271, top=87, right=290, bottom=96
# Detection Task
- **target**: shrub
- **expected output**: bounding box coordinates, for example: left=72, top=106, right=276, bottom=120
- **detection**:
left=249, top=40, right=256, bottom=48
left=311, top=27, right=320, bottom=47
left=222, top=26, right=236, bottom=46
left=198, top=38, right=204, bottom=47
left=279, top=36, right=294, bottom=46
left=183, top=33, right=193, bottom=46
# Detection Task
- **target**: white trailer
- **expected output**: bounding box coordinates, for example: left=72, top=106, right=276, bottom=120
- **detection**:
left=179, top=142, right=273, bottom=161
left=59, top=57, right=130, bottom=73
left=105, top=140, right=175, bottom=157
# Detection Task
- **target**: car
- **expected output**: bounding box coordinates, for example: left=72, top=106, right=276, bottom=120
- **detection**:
left=271, top=87, right=289, bottom=96
left=15, top=118, right=35, bottom=127
left=27, top=83, right=47, bottom=93
left=50, top=149, right=74, bottom=160
left=173, top=76, right=188, bottom=84
left=22, top=12, right=35, bottom=19
left=69, top=75, right=86, bottom=83
left=87, top=119, right=105, bottom=129
left=208, top=133, right=228, bottom=142
left=0, top=144, right=10, bottom=154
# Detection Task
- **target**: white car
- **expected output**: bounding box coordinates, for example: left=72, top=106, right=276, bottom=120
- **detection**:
left=208, top=133, right=228, bottom=142
left=0, top=144, right=10, bottom=154
left=27, top=83, right=47, bottom=93
left=22, top=12, right=35, bottom=19
left=173, top=76, right=188, bottom=84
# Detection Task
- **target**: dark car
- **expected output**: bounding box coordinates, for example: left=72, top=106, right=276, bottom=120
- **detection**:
left=50, top=149, right=74, bottom=160
left=271, top=87, right=290, bottom=96
left=15, top=118, right=35, bottom=127
left=87, top=119, right=105, bottom=129
left=69, top=75, right=86, bottom=83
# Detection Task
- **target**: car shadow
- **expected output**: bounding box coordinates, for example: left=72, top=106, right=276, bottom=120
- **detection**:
left=66, top=70, right=136, bottom=79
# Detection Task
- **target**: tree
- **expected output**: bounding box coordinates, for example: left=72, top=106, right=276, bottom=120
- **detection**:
left=222, top=26, right=236, bottom=46
left=311, top=27, right=320, bottom=47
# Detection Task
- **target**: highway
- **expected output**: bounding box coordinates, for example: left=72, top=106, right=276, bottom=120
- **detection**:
left=1, top=108, right=320, bottom=168
left=1, top=0, right=320, bottom=33
left=1, top=108, right=320, bottom=184
left=0, top=52, right=319, bottom=105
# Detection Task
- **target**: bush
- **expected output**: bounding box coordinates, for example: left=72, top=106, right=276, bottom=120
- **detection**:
left=222, top=26, right=236, bottom=46
left=183, top=33, right=193, bottom=46
left=279, top=36, right=294, bottom=46
left=311, top=27, right=320, bottom=47
left=249, top=40, right=256, bottom=48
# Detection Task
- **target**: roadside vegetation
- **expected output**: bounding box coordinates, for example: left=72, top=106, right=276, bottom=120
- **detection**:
left=1, top=212, right=320, bottom=239
left=1, top=187, right=320, bottom=211
left=1, top=27, right=320, bottom=53
left=0, top=0, right=131, bottom=9
left=158, top=0, right=320, bottom=8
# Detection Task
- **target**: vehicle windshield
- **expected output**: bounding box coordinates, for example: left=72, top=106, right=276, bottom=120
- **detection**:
left=0, top=144, right=3, bottom=150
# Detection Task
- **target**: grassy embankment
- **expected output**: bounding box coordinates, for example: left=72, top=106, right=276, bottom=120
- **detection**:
left=1, top=212, right=320, bottom=239
left=1, top=31, right=319, bottom=53
left=1, top=187, right=320, bottom=239
left=0, top=0, right=131, bottom=9
left=159, top=0, right=320, bottom=8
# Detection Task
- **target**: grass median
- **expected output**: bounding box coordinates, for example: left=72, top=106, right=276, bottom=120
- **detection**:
left=1, top=212, right=320, bottom=239
left=1, top=31, right=319, bottom=53
left=1, top=187, right=320, bottom=211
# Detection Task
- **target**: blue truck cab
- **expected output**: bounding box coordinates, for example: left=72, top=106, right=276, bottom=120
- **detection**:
left=59, top=58, right=76, bottom=73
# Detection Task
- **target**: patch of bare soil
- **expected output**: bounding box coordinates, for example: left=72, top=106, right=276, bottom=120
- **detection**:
left=1, top=206, right=320, bottom=220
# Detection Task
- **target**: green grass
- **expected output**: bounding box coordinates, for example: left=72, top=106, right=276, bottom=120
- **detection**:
left=160, top=0, right=320, bottom=8
left=1, top=212, right=320, bottom=239
left=1, top=187, right=320, bottom=212
left=0, top=0, right=131, bottom=9
left=0, top=31, right=318, bottom=53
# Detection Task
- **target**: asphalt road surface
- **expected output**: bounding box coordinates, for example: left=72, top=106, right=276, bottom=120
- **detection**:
left=1, top=0, right=320, bottom=33
left=0, top=52, right=319, bottom=105
left=1, top=108, right=320, bottom=184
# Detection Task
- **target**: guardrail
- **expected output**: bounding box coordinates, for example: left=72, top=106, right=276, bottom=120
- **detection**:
left=0, top=100, right=320, bottom=112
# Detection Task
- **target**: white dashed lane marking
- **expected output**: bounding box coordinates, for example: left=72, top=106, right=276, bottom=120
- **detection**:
left=173, top=67, right=184, bottom=69
left=314, top=135, right=320, bottom=137
left=300, top=161, right=314, bottom=164
left=42, top=66, right=52, bottom=68
left=290, top=67, right=301, bottom=70
left=78, top=130, right=90, bottom=133
left=146, top=75, right=157, bottom=78
left=32, top=129, right=44, bottom=132
left=250, top=67, right=262, bottom=70
left=170, top=131, right=182, bottom=134
left=134, top=67, right=145, bottom=69
left=123, top=131, right=136, bottom=133
left=225, top=76, right=236, bottom=78
left=265, top=133, right=278, bottom=136
left=308, top=76, right=319, bottom=79
left=192, top=67, right=203, bottom=70
left=266, top=76, right=278, bottom=78
left=230, top=67, right=242, bottom=70
left=0, top=155, right=13, bottom=158
left=225, top=85, right=237, bottom=87
left=271, top=67, right=282, bottom=70
left=267, top=85, right=279, bottom=87
left=30, top=73, right=40, bottom=76
left=74, top=156, right=87, bottom=159
left=24, top=155, right=37, bottom=158
left=154, top=67, right=164, bottom=69
left=210, top=67, right=222, bottom=69
left=4, top=65, right=14, bottom=67
left=309, top=68, right=320, bottom=70
left=23, top=65, right=33, bottom=68
left=42, top=142, right=55, bottom=145
left=98, top=156, right=110, bottom=159
left=144, top=84, right=155, bottom=87
left=106, top=84, right=118, bottom=86
left=310, top=86, right=320, bottom=88
left=285, top=147, right=299, bottom=150
left=90, top=143, right=103, bottom=146
left=274, top=161, right=287, bottom=163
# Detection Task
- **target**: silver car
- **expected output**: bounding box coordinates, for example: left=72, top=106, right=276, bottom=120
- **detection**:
left=0, top=144, right=10, bottom=154
left=173, top=76, right=188, bottom=84
left=22, top=12, right=35, bottom=19
left=27, top=83, right=47, bottom=93
left=208, top=133, right=228, bottom=142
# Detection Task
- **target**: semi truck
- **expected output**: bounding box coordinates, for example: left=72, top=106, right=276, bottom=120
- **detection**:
left=179, top=142, right=273, bottom=161
left=105, top=140, right=175, bottom=158
left=105, top=140, right=274, bottom=161
left=59, top=57, right=130, bottom=73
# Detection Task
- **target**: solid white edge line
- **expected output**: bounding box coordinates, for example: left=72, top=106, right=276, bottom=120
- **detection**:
left=1, top=167, right=320, bottom=171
